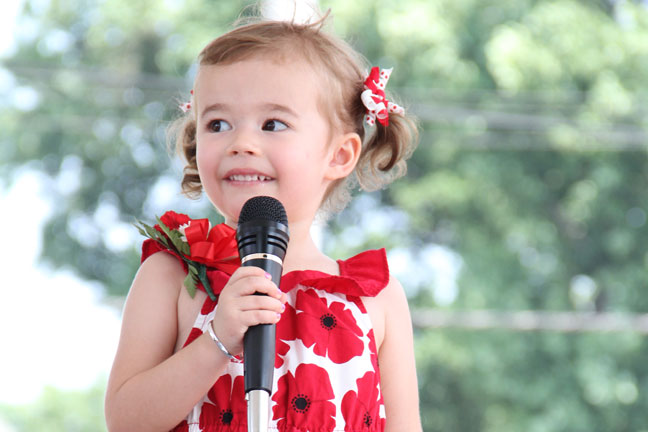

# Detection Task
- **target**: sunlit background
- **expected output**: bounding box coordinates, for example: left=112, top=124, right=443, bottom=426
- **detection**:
left=1, top=0, right=648, bottom=431
left=0, top=0, right=121, bottom=406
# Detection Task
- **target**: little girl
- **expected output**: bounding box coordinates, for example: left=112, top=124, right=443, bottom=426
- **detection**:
left=105, top=11, right=421, bottom=432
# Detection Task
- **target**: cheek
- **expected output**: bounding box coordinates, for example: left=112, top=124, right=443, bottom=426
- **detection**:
left=195, top=146, right=205, bottom=173
left=195, top=141, right=213, bottom=175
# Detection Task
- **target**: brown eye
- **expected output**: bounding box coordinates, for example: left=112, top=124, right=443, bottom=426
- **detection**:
left=262, top=119, right=288, bottom=131
left=208, top=120, right=232, bottom=132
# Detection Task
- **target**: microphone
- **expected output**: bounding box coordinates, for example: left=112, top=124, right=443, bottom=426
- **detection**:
left=236, top=196, right=290, bottom=432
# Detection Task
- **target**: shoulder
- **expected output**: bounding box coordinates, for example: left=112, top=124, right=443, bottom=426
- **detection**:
left=363, top=274, right=408, bottom=350
left=137, top=249, right=186, bottom=289
left=125, top=251, right=186, bottom=322
left=378, top=275, right=411, bottom=343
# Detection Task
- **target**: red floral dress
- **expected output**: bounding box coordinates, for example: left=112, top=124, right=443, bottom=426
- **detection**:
left=140, top=212, right=388, bottom=432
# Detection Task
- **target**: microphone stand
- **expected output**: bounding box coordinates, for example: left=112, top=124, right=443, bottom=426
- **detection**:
left=247, top=389, right=270, bottom=432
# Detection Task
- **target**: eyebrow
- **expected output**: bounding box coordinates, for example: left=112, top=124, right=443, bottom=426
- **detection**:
left=261, top=103, right=298, bottom=118
left=200, top=103, right=227, bottom=118
left=200, top=102, right=298, bottom=118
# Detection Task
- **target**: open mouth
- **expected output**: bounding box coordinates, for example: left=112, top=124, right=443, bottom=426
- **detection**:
left=227, top=174, right=274, bottom=182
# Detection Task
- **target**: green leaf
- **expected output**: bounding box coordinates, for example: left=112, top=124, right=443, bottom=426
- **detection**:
left=156, top=216, right=172, bottom=237
left=198, top=264, right=217, bottom=301
left=167, top=230, right=190, bottom=255
left=178, top=241, right=190, bottom=256
left=183, top=273, right=197, bottom=298
left=134, top=221, right=148, bottom=237
left=144, top=224, right=160, bottom=240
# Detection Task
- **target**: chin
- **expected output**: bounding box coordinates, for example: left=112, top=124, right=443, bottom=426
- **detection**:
left=215, top=194, right=280, bottom=223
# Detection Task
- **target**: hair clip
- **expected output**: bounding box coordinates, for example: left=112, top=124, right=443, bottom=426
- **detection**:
left=179, top=90, right=194, bottom=113
left=361, top=67, right=404, bottom=126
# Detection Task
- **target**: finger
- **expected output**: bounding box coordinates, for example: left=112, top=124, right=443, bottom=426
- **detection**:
left=239, top=309, right=283, bottom=327
left=228, top=266, right=270, bottom=282
left=229, top=274, right=282, bottom=298
left=237, top=295, right=285, bottom=314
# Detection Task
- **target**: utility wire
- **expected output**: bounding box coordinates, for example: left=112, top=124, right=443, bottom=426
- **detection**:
left=5, top=62, right=189, bottom=92
left=4, top=63, right=648, bottom=150
left=412, top=309, right=648, bottom=334
left=7, top=61, right=648, bottom=106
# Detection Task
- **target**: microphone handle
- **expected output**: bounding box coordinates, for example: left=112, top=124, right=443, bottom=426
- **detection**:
left=242, top=256, right=282, bottom=394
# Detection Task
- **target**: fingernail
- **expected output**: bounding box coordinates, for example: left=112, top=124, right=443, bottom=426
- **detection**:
left=281, top=304, right=286, bottom=312
left=276, top=313, right=282, bottom=320
left=265, top=272, right=272, bottom=280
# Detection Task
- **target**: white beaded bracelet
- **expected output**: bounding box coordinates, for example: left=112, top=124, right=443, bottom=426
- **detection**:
left=207, top=319, right=242, bottom=363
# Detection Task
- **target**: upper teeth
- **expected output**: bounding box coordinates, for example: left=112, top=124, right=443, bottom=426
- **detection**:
left=229, top=174, right=271, bottom=181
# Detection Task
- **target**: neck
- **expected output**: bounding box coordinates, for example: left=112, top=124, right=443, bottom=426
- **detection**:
left=280, top=217, right=339, bottom=275
left=226, top=213, right=338, bottom=275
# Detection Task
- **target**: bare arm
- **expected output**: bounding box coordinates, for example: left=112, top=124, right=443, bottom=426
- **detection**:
left=377, top=276, right=423, bottom=432
left=105, top=252, right=230, bottom=431
left=104, top=252, right=287, bottom=432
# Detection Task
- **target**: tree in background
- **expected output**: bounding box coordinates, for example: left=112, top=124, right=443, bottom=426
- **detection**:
left=1, top=0, right=648, bottom=431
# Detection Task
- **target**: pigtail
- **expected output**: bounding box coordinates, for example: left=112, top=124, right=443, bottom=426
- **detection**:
left=355, top=110, right=419, bottom=192
left=167, top=114, right=202, bottom=198
left=320, top=106, right=418, bottom=217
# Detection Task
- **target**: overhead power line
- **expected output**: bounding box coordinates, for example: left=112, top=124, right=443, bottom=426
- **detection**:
left=413, top=103, right=648, bottom=149
left=5, top=62, right=188, bottom=91
left=4, top=62, right=648, bottom=150
left=7, top=61, right=648, bottom=106
left=412, top=309, right=648, bottom=334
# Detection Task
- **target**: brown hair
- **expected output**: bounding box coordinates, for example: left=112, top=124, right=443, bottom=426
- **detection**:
left=169, top=14, right=418, bottom=214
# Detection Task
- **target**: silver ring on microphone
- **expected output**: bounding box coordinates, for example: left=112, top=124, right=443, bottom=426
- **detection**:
left=241, top=253, right=284, bottom=266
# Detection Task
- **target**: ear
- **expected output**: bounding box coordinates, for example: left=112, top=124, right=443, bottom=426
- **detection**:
left=324, top=132, right=362, bottom=181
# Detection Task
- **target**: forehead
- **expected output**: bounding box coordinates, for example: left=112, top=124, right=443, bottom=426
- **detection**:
left=194, top=57, right=322, bottom=109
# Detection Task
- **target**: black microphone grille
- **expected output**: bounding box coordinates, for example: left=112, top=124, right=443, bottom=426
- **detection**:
left=238, top=196, right=288, bottom=225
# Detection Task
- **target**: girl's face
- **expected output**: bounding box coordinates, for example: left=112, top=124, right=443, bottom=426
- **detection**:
left=193, top=57, right=342, bottom=227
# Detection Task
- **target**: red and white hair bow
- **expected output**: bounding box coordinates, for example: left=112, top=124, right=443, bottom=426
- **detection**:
left=361, top=67, right=404, bottom=126
left=179, top=90, right=194, bottom=113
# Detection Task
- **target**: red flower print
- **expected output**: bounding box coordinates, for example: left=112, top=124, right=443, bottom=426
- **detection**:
left=200, top=374, right=247, bottom=429
left=341, top=372, right=385, bottom=431
left=272, top=363, right=336, bottom=431
left=275, top=302, right=298, bottom=368
left=295, top=289, right=364, bottom=364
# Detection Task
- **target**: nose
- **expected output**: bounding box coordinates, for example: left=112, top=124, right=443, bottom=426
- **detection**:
left=227, top=129, right=261, bottom=156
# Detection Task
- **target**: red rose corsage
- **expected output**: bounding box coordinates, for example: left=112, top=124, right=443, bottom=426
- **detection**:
left=135, top=211, right=240, bottom=300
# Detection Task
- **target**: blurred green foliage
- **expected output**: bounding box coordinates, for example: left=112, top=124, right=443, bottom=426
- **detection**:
left=2, top=0, right=648, bottom=431
left=0, top=379, right=107, bottom=431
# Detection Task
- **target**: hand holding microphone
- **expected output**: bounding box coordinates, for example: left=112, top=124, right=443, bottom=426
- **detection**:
left=209, top=266, right=285, bottom=358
